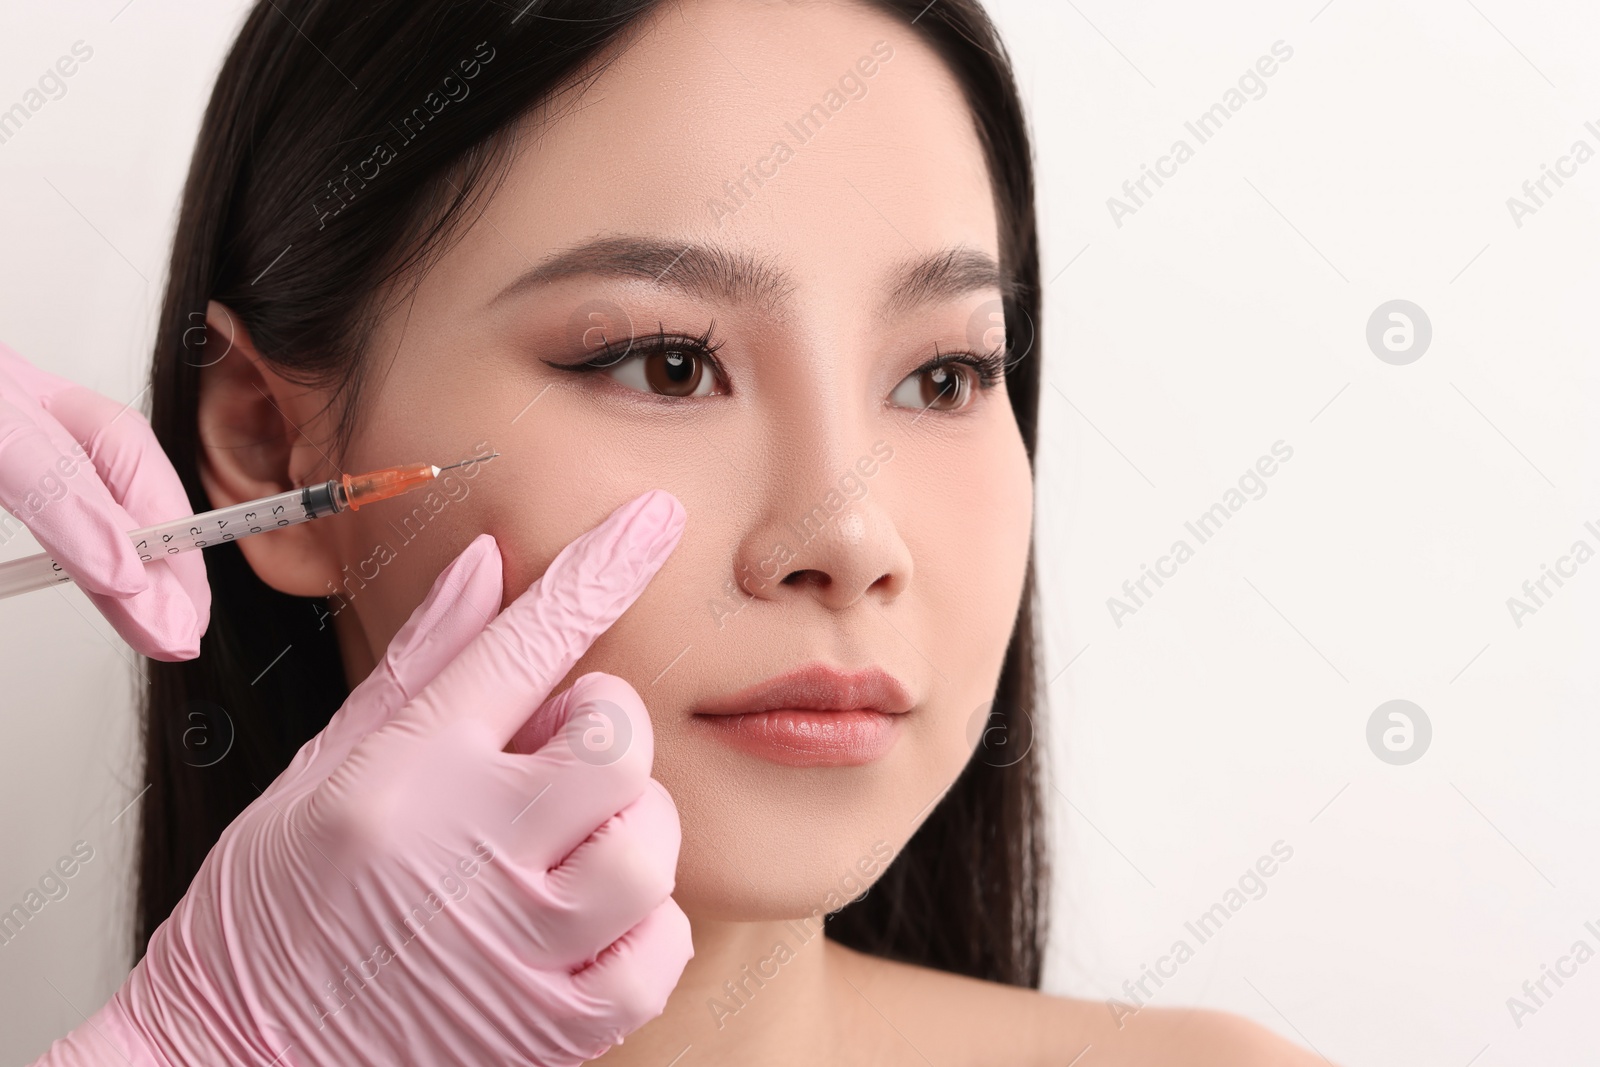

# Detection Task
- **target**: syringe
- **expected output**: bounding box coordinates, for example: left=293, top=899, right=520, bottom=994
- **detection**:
left=0, top=452, right=499, bottom=600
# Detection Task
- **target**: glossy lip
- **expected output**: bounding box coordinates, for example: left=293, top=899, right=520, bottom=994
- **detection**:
left=693, top=663, right=914, bottom=717
left=692, top=664, right=914, bottom=768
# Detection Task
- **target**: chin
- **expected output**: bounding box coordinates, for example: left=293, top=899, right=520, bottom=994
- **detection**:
left=673, top=830, right=899, bottom=923
left=661, top=737, right=963, bottom=923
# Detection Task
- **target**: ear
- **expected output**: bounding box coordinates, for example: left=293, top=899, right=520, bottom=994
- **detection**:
left=196, top=299, right=344, bottom=598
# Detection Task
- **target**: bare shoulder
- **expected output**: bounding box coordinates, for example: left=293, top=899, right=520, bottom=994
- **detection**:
left=1063, top=1001, right=1336, bottom=1067
left=825, top=939, right=1333, bottom=1067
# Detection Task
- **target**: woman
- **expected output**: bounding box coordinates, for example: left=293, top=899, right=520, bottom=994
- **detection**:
left=26, top=0, right=1327, bottom=1062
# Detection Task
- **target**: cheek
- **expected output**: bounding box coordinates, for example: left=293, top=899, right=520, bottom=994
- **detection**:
left=481, top=424, right=707, bottom=612
left=916, top=432, right=1030, bottom=644
left=326, top=377, right=740, bottom=687
left=479, top=435, right=750, bottom=703
left=327, top=467, right=590, bottom=662
left=902, top=423, right=1033, bottom=765
left=323, top=485, right=496, bottom=660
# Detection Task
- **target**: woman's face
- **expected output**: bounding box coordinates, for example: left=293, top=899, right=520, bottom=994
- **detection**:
left=273, top=0, right=1032, bottom=920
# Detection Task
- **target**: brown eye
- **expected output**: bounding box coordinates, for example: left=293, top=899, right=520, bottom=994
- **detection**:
left=596, top=338, right=722, bottom=398
left=890, top=362, right=974, bottom=412
left=639, top=345, right=712, bottom=397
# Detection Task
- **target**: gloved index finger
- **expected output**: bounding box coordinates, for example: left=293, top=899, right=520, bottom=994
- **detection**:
left=402, top=489, right=685, bottom=749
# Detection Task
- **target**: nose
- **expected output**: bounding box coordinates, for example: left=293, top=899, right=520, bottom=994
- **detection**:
left=730, top=442, right=912, bottom=612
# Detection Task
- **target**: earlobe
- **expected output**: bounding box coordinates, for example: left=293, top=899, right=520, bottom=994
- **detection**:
left=197, top=299, right=344, bottom=597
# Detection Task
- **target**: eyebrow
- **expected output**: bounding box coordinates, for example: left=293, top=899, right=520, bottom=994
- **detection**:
left=487, top=235, right=1013, bottom=316
left=880, top=244, right=1015, bottom=316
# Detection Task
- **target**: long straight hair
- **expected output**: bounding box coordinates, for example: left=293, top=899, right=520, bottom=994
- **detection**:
left=139, top=0, right=1048, bottom=987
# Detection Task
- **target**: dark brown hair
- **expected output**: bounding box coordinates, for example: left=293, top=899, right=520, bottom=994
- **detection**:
left=139, top=0, right=1048, bottom=988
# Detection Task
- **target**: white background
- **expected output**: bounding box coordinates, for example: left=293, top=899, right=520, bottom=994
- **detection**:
left=2, top=1, right=1597, bottom=1063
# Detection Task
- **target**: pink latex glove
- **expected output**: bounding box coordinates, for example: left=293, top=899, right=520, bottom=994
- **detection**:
left=0, top=340, right=209, bottom=660
left=33, top=490, right=693, bottom=1066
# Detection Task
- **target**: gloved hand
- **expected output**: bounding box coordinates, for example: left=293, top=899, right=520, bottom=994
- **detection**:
left=0, top=340, right=208, bottom=660
left=32, top=489, right=694, bottom=1066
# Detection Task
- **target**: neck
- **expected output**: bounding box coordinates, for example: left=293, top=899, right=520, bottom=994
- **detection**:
left=587, top=914, right=843, bottom=1065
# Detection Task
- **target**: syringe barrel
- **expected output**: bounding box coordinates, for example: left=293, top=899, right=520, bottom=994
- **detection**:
left=0, top=458, right=461, bottom=602
left=0, top=485, right=322, bottom=600
left=127, top=486, right=315, bottom=559
left=0, top=553, right=68, bottom=598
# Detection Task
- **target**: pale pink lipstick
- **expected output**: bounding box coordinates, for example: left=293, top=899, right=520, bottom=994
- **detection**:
left=692, top=663, right=913, bottom=767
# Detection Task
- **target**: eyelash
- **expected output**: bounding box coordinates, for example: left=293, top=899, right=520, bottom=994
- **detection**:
left=920, top=344, right=1009, bottom=391
left=546, top=321, right=1008, bottom=410
left=557, top=321, right=728, bottom=375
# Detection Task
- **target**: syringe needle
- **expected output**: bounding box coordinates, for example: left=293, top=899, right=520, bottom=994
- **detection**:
left=437, top=452, right=500, bottom=473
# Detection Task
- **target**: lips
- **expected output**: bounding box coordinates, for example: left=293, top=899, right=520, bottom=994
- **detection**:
left=693, top=663, right=914, bottom=717
left=692, top=663, right=913, bottom=767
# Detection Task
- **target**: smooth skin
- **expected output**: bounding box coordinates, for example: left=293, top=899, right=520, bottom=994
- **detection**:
left=196, top=0, right=1330, bottom=1063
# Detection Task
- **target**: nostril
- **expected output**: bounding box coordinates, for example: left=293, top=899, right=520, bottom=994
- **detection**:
left=782, top=569, right=830, bottom=588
